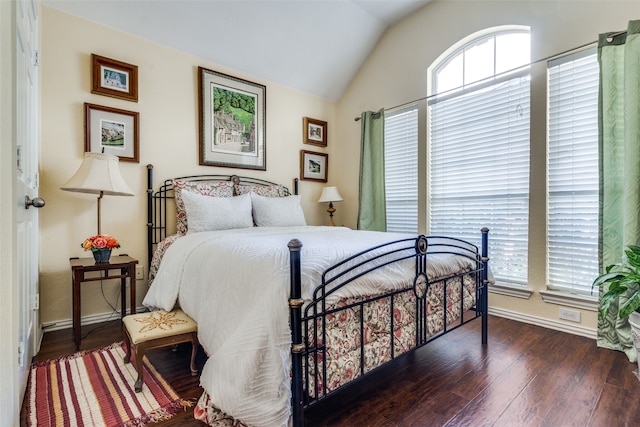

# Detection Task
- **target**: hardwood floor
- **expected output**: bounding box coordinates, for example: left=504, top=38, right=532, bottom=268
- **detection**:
left=23, top=315, right=640, bottom=426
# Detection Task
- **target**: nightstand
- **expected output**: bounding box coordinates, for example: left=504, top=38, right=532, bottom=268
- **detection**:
left=70, top=254, right=138, bottom=350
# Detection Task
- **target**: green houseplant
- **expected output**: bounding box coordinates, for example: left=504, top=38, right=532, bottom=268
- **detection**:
left=593, top=245, right=640, bottom=320
left=593, top=245, right=640, bottom=378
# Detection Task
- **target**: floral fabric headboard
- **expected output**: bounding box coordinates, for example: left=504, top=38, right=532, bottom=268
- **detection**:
left=146, top=164, right=297, bottom=274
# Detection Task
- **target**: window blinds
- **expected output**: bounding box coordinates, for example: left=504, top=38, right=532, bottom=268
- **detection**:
left=547, top=48, right=599, bottom=294
left=384, top=106, right=419, bottom=233
left=429, top=73, right=531, bottom=285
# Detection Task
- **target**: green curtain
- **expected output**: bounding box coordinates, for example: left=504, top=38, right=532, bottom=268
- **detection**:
left=598, top=20, right=640, bottom=362
left=357, top=109, right=386, bottom=231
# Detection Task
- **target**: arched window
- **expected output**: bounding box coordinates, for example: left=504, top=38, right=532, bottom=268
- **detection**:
left=428, top=27, right=531, bottom=287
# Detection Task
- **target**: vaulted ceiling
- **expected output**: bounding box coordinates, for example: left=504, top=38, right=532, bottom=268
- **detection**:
left=43, top=0, right=432, bottom=101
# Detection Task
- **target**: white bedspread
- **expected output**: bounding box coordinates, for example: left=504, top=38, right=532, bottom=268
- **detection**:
left=142, top=226, right=475, bottom=427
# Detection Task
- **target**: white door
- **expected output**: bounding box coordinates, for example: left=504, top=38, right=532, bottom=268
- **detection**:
left=0, top=0, right=40, bottom=423
left=16, top=0, right=41, bottom=387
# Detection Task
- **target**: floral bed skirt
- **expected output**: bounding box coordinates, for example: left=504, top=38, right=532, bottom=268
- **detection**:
left=194, top=273, right=477, bottom=425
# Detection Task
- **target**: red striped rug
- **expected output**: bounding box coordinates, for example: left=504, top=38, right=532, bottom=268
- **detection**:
left=25, top=342, right=193, bottom=426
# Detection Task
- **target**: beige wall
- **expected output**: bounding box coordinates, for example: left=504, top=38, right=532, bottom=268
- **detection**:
left=333, top=1, right=640, bottom=335
left=40, top=2, right=640, bottom=337
left=39, top=6, right=337, bottom=327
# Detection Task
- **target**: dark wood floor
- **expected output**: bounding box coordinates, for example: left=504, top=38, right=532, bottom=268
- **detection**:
left=23, top=315, right=640, bottom=426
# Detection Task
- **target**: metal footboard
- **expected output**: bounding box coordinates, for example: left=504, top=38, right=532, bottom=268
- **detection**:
left=289, top=229, right=489, bottom=426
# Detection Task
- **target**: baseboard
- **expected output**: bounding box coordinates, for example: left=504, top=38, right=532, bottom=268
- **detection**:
left=41, top=306, right=146, bottom=333
left=489, top=306, right=597, bottom=340
left=41, top=305, right=597, bottom=340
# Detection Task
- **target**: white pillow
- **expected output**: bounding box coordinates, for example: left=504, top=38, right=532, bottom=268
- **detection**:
left=250, top=193, right=307, bottom=227
left=181, top=192, right=253, bottom=233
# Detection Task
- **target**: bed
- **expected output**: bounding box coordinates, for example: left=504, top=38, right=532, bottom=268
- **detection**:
left=142, top=165, right=489, bottom=427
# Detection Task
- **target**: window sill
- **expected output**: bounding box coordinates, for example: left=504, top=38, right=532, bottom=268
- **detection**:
left=489, top=282, right=533, bottom=299
left=539, top=289, right=598, bottom=311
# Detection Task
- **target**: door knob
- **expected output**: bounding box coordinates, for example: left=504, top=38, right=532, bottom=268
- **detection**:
left=25, top=196, right=45, bottom=209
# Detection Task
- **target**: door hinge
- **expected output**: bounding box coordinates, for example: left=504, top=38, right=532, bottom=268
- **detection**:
left=18, top=341, right=24, bottom=366
left=34, top=51, right=39, bottom=67
left=34, top=293, right=39, bottom=310
left=17, top=145, right=22, bottom=172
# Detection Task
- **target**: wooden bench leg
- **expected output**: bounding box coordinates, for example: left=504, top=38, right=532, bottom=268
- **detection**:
left=134, top=343, right=146, bottom=393
left=123, top=329, right=132, bottom=365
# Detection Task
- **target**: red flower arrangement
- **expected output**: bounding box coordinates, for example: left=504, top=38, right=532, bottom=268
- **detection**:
left=81, top=234, right=121, bottom=252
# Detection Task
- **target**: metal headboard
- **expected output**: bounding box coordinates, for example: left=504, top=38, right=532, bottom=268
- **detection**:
left=146, top=164, right=298, bottom=266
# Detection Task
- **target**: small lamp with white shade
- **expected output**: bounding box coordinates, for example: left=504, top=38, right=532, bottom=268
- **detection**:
left=318, top=186, right=343, bottom=226
left=60, top=152, right=134, bottom=235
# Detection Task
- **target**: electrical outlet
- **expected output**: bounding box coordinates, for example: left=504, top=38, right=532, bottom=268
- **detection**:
left=559, top=308, right=581, bottom=323
left=136, top=265, right=144, bottom=280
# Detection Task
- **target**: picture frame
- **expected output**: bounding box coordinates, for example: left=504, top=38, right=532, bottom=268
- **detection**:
left=303, top=117, right=327, bottom=147
left=300, top=150, right=328, bottom=182
left=198, top=67, right=267, bottom=170
left=85, top=103, right=140, bottom=163
left=91, top=54, right=138, bottom=102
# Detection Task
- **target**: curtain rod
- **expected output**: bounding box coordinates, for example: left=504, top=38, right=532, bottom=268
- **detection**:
left=354, top=29, right=627, bottom=121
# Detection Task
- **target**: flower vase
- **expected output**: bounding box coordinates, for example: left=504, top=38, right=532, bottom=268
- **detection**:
left=93, top=248, right=112, bottom=263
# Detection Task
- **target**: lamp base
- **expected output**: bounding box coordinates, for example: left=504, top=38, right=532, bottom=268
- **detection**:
left=327, top=205, right=336, bottom=226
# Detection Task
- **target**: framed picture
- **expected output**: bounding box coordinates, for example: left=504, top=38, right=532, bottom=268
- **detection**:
left=303, top=117, right=327, bottom=147
left=198, top=67, right=266, bottom=170
left=85, top=103, right=139, bottom=162
left=300, top=150, right=328, bottom=182
left=91, top=54, right=138, bottom=102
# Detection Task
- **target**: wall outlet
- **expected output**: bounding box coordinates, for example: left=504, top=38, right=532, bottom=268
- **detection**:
left=559, top=307, right=581, bottom=323
left=136, top=265, right=144, bottom=280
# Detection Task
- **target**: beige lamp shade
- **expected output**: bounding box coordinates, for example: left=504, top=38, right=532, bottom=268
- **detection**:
left=317, top=186, right=343, bottom=203
left=60, top=152, right=134, bottom=196
left=318, top=186, right=343, bottom=226
left=61, top=152, right=134, bottom=234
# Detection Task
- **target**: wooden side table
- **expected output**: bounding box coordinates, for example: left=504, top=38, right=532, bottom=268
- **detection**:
left=70, top=254, right=138, bottom=350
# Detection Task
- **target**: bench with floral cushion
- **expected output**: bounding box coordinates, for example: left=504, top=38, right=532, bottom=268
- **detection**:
left=122, top=309, right=198, bottom=392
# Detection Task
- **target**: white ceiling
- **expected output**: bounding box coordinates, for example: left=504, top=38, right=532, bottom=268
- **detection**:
left=42, top=0, right=432, bottom=101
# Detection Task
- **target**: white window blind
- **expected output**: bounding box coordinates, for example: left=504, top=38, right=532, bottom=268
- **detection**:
left=384, top=107, right=418, bottom=233
left=547, top=48, right=599, bottom=294
left=429, top=73, right=531, bottom=285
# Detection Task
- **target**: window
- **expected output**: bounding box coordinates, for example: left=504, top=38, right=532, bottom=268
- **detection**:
left=547, top=48, right=599, bottom=294
left=384, top=106, right=419, bottom=233
left=428, top=29, right=531, bottom=286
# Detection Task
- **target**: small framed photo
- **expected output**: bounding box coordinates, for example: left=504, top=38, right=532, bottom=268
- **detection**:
left=300, top=150, right=328, bottom=182
left=91, top=54, right=138, bottom=102
left=85, top=103, right=139, bottom=162
left=303, top=117, right=327, bottom=147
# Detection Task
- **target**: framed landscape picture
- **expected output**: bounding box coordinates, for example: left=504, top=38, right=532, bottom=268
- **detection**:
left=91, top=54, right=138, bottom=102
left=84, top=103, right=139, bottom=162
left=303, top=117, right=327, bottom=147
left=300, top=150, right=328, bottom=182
left=198, top=67, right=266, bottom=170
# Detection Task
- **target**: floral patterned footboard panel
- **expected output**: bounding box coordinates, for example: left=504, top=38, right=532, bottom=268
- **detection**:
left=194, top=272, right=477, bottom=426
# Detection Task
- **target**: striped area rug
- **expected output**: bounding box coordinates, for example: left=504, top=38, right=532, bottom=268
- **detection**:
left=26, top=342, right=193, bottom=426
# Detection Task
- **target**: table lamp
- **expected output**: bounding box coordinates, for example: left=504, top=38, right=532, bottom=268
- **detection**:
left=318, top=186, right=343, bottom=226
left=60, top=152, right=134, bottom=234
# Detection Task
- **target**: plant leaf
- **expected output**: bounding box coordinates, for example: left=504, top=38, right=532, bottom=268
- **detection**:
left=620, top=292, right=640, bottom=318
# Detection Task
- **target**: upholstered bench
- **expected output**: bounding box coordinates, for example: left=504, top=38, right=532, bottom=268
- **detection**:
left=122, top=309, right=199, bottom=392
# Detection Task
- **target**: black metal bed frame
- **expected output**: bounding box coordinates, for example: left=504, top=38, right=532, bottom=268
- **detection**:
left=288, top=231, right=488, bottom=425
left=145, top=164, right=297, bottom=264
left=146, top=164, right=489, bottom=426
